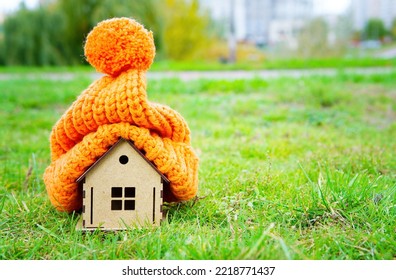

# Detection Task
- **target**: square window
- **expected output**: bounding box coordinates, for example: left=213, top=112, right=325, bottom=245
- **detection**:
left=124, top=200, right=135, bottom=210
left=111, top=200, right=122, bottom=210
left=125, top=187, right=136, bottom=198
left=111, top=187, right=122, bottom=198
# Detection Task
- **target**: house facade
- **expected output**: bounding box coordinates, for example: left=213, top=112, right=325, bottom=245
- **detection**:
left=77, top=138, right=168, bottom=230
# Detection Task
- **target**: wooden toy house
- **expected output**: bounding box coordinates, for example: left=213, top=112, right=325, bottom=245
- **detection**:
left=76, top=138, right=169, bottom=230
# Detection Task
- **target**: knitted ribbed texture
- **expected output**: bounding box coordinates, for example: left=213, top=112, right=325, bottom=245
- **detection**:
left=43, top=18, right=199, bottom=212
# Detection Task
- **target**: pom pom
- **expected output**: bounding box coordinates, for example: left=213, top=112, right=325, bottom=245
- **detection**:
left=84, top=17, right=155, bottom=76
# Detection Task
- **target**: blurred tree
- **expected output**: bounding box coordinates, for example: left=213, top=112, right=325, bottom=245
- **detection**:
left=162, top=0, right=212, bottom=60
left=0, top=20, right=5, bottom=65
left=3, top=6, right=38, bottom=65
left=296, top=16, right=350, bottom=58
left=297, top=17, right=329, bottom=58
left=390, top=18, right=396, bottom=40
left=332, top=15, right=353, bottom=54
left=0, top=0, right=214, bottom=65
left=3, top=3, right=68, bottom=65
left=0, top=41, right=4, bottom=65
left=57, top=0, right=106, bottom=64
left=362, top=18, right=387, bottom=41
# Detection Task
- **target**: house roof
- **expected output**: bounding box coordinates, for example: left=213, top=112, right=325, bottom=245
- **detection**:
left=76, top=137, right=170, bottom=184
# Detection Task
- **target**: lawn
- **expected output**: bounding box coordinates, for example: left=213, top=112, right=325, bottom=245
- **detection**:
left=0, top=70, right=395, bottom=260
left=0, top=56, right=395, bottom=73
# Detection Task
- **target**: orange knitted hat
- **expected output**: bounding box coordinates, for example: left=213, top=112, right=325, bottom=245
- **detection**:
left=43, top=18, right=199, bottom=212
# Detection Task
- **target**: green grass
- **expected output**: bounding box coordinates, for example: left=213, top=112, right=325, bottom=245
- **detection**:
left=151, top=57, right=396, bottom=71
left=0, top=71, right=395, bottom=260
left=0, top=56, right=395, bottom=73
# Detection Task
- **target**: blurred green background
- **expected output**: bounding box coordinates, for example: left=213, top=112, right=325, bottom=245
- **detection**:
left=1, top=0, right=396, bottom=68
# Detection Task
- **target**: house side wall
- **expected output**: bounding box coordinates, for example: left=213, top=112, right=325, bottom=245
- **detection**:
left=82, top=140, right=163, bottom=229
